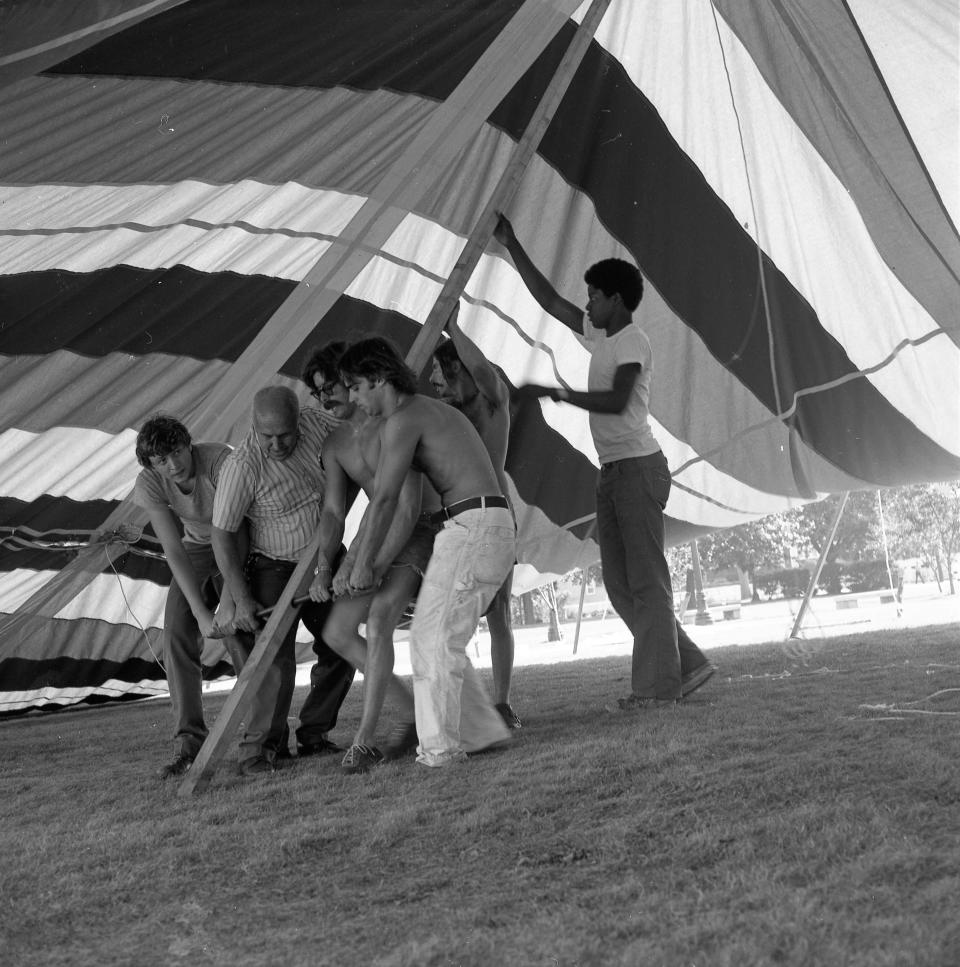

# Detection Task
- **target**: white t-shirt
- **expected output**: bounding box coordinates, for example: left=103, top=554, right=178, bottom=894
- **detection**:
left=584, top=319, right=659, bottom=463
left=132, top=442, right=231, bottom=545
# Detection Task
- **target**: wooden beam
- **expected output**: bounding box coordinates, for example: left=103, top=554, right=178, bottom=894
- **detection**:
left=406, top=0, right=614, bottom=374
left=0, top=0, right=587, bottom=645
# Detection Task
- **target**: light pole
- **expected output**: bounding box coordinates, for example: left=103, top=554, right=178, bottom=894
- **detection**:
left=689, top=539, right=714, bottom=625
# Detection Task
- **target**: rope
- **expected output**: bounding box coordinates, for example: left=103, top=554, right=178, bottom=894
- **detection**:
left=91, top=526, right=166, bottom=671
left=708, top=2, right=785, bottom=419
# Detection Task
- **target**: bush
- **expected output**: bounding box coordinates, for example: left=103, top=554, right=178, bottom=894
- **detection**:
left=821, top=559, right=898, bottom=594
left=753, top=568, right=809, bottom=599
left=754, top=561, right=900, bottom=599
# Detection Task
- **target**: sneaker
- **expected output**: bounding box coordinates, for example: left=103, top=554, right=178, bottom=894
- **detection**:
left=238, top=755, right=275, bottom=776
left=495, top=703, right=522, bottom=729
left=681, top=662, right=717, bottom=698
left=158, top=753, right=194, bottom=779
left=341, top=744, right=384, bottom=775
left=383, top=722, right=418, bottom=760
left=617, top=694, right=678, bottom=710
left=296, top=737, right=344, bottom=758
left=274, top=744, right=294, bottom=762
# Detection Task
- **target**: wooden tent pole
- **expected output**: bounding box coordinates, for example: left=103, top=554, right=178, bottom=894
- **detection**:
left=406, top=0, right=613, bottom=373
left=0, top=0, right=590, bottom=644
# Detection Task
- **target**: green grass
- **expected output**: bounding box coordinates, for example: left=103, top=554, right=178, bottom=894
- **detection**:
left=3, top=625, right=959, bottom=967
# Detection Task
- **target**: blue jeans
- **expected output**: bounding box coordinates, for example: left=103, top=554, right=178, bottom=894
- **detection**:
left=596, top=452, right=706, bottom=699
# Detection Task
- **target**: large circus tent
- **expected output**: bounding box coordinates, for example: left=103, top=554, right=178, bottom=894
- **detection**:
left=1, top=0, right=957, bottom=714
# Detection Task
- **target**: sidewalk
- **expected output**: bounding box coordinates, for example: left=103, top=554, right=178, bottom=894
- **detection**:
left=294, top=581, right=957, bottom=684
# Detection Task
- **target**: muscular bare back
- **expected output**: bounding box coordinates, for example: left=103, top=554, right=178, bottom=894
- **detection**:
left=384, top=394, right=502, bottom=506
left=459, top=385, right=511, bottom=500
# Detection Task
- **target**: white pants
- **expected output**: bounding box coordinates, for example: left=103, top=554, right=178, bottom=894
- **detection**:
left=410, top=507, right=516, bottom=766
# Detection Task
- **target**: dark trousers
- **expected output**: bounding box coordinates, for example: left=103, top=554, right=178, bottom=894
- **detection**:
left=596, top=452, right=707, bottom=700
left=163, top=544, right=246, bottom=758
left=237, top=553, right=355, bottom=763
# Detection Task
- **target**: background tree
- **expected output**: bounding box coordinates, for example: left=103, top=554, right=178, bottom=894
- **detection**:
left=796, top=490, right=884, bottom=566
left=884, top=483, right=960, bottom=594
left=697, top=513, right=806, bottom=602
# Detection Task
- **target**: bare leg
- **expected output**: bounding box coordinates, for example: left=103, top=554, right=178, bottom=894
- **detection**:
left=353, top=566, right=420, bottom=746
left=485, top=572, right=517, bottom=713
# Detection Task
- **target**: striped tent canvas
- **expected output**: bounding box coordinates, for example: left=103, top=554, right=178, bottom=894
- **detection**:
left=1, top=0, right=957, bottom=713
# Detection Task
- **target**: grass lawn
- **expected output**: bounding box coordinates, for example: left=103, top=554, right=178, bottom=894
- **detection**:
left=2, top=624, right=959, bottom=967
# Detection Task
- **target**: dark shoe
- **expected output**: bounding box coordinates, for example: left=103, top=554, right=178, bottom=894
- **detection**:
left=158, top=753, right=194, bottom=779
left=383, top=722, right=418, bottom=760
left=341, top=744, right=385, bottom=775
left=296, top=737, right=344, bottom=758
left=239, top=756, right=275, bottom=776
left=682, top=662, right=716, bottom=698
left=274, top=744, right=294, bottom=762
left=617, top=694, right=678, bottom=710
left=495, top=703, right=522, bottom=729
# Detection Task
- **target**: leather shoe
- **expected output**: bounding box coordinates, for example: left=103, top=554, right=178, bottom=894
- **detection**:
left=296, top=737, right=344, bottom=757
left=239, top=756, right=275, bottom=776
left=158, top=753, right=194, bottom=779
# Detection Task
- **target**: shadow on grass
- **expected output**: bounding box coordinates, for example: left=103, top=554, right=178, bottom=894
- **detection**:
left=2, top=625, right=959, bottom=967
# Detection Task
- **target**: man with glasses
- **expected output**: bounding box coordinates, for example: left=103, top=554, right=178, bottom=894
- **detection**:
left=212, top=385, right=355, bottom=775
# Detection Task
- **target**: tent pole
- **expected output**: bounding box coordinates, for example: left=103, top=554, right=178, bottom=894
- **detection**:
left=789, top=492, right=849, bottom=639
left=876, top=490, right=901, bottom=616
left=405, top=0, right=613, bottom=372
left=0, top=0, right=595, bottom=643
left=572, top=567, right=589, bottom=655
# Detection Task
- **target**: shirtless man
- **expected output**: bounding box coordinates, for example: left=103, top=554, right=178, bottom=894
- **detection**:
left=431, top=306, right=520, bottom=729
left=339, top=337, right=514, bottom=768
left=301, top=341, right=436, bottom=774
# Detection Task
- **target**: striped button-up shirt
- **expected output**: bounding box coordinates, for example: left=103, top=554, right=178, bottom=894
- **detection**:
left=212, top=407, right=339, bottom=561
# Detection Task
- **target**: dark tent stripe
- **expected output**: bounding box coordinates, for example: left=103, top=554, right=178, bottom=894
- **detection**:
left=30, top=4, right=958, bottom=483
left=0, top=655, right=234, bottom=717
left=715, top=0, right=960, bottom=339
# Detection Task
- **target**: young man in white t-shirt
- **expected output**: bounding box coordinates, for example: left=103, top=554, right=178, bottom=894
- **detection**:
left=494, top=214, right=715, bottom=705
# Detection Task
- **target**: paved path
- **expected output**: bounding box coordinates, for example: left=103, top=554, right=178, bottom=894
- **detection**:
left=297, top=581, right=957, bottom=682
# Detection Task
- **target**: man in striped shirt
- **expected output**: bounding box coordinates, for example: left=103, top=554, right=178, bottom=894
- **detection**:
left=212, top=386, right=355, bottom=775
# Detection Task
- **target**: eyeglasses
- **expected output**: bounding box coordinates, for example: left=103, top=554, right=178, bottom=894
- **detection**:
left=310, top=380, right=340, bottom=401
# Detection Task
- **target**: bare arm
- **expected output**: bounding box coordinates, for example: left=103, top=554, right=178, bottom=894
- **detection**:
left=347, top=417, right=419, bottom=592
left=494, top=212, right=584, bottom=334
left=211, top=525, right=260, bottom=633
left=444, top=304, right=509, bottom=410
left=514, top=363, right=641, bottom=415
left=310, top=442, right=351, bottom=601
left=146, top=505, right=217, bottom=639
